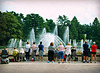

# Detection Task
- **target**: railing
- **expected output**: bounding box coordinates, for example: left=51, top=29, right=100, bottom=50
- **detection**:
left=0, top=54, right=100, bottom=57
left=0, top=47, right=100, bottom=55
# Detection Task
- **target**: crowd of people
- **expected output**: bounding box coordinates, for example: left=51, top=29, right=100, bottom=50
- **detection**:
left=1, top=41, right=97, bottom=63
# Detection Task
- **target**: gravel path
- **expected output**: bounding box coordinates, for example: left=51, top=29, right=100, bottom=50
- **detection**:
left=0, top=61, right=100, bottom=73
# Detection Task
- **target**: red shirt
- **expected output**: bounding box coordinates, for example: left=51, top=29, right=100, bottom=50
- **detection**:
left=91, top=45, right=97, bottom=52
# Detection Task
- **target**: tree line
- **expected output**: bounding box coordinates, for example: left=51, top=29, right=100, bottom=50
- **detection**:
left=0, top=11, right=100, bottom=48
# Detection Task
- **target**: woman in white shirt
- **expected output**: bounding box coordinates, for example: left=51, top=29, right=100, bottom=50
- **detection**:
left=64, top=43, right=72, bottom=63
left=25, top=42, right=30, bottom=61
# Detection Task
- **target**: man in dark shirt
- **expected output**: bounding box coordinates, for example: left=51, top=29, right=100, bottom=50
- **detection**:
left=71, top=46, right=76, bottom=61
left=38, top=42, right=44, bottom=61
left=83, top=41, right=89, bottom=63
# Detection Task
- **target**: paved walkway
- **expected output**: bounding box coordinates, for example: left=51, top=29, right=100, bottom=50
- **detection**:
left=0, top=61, right=100, bottom=73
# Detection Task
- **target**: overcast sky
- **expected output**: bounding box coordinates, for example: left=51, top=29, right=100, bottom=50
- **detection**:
left=0, top=0, right=100, bottom=24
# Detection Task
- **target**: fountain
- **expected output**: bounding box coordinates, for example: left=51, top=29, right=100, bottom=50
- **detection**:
left=8, top=38, right=17, bottom=48
left=73, top=39, right=77, bottom=48
left=8, top=26, right=86, bottom=50
left=81, top=39, right=83, bottom=49
left=42, top=28, right=46, bottom=35
left=38, top=26, right=66, bottom=48
left=19, top=39, right=22, bottom=48
left=54, top=25, right=58, bottom=35
left=63, top=26, right=69, bottom=45
left=40, top=28, right=46, bottom=39
left=89, top=40, right=92, bottom=47
left=7, top=26, right=94, bottom=55
left=85, top=39, right=92, bottom=48
left=69, top=39, right=71, bottom=45
left=28, top=28, right=35, bottom=46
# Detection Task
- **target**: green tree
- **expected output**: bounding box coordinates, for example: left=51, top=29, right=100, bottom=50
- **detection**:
left=0, top=12, right=23, bottom=45
left=23, top=13, right=45, bottom=40
left=45, top=19, right=56, bottom=32
left=57, top=15, right=71, bottom=40
left=91, top=17, right=100, bottom=48
left=9, top=11, right=24, bottom=25
left=57, top=15, right=70, bottom=26
left=92, top=17, right=100, bottom=37
left=70, top=23, right=78, bottom=39
left=70, top=17, right=79, bottom=40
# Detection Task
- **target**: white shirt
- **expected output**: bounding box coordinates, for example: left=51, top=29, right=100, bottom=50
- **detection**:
left=25, top=44, right=30, bottom=52
left=19, top=48, right=24, bottom=53
left=65, top=45, right=72, bottom=55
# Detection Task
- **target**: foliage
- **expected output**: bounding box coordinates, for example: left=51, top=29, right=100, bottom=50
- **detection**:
left=23, top=13, right=45, bottom=40
left=0, top=11, right=100, bottom=48
left=45, top=19, right=56, bottom=32
left=0, top=11, right=22, bottom=45
left=57, top=15, right=71, bottom=42
left=57, top=15, right=71, bottom=26
left=91, top=17, right=100, bottom=48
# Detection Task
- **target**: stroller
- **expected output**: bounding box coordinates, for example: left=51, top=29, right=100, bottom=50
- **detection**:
left=1, top=49, right=9, bottom=64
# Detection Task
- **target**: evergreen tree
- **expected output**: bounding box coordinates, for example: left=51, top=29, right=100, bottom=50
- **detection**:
left=91, top=17, right=100, bottom=48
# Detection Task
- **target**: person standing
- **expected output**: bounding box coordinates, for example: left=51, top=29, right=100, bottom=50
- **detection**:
left=38, top=42, right=44, bottom=61
left=57, top=42, right=64, bottom=63
left=64, top=43, right=72, bottom=63
left=90, top=42, right=97, bottom=63
left=83, top=41, right=89, bottom=63
left=25, top=42, right=30, bottom=61
left=47, top=42, right=55, bottom=63
left=31, top=42, right=37, bottom=61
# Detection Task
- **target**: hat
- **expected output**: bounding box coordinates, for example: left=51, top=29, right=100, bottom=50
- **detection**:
left=93, top=42, right=95, bottom=44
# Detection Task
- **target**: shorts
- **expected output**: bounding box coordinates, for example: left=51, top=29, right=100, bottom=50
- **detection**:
left=83, top=51, right=89, bottom=56
left=31, top=50, right=36, bottom=57
left=91, top=52, right=96, bottom=54
left=39, top=50, right=43, bottom=57
left=58, top=51, right=64, bottom=59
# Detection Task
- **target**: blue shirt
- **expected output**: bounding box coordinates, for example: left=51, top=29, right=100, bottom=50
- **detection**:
left=83, top=43, right=89, bottom=52
left=38, top=44, right=44, bottom=52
